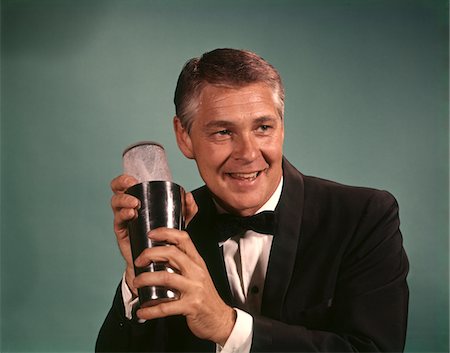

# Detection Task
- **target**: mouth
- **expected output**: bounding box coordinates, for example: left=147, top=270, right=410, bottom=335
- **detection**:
left=226, top=170, right=263, bottom=181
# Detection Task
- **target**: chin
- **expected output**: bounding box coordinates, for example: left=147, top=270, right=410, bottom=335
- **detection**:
left=224, top=198, right=262, bottom=215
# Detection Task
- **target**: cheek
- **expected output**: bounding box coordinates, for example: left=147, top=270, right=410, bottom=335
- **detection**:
left=195, top=149, right=225, bottom=179
left=262, top=141, right=283, bottom=162
left=198, top=144, right=232, bottom=167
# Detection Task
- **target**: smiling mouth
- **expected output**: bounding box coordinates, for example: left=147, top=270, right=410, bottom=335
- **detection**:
left=227, top=171, right=262, bottom=181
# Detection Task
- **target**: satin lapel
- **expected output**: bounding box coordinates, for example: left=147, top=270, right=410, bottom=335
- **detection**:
left=261, top=158, right=304, bottom=319
left=189, top=187, right=234, bottom=305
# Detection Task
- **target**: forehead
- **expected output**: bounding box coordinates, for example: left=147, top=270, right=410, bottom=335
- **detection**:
left=196, top=83, right=278, bottom=117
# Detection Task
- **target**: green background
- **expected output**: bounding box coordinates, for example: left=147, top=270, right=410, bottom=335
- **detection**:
left=1, top=0, right=448, bottom=352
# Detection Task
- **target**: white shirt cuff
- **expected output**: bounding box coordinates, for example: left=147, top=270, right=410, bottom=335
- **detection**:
left=121, top=272, right=140, bottom=320
left=216, top=308, right=253, bottom=353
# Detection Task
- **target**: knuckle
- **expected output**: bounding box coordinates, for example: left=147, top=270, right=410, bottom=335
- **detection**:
left=197, top=270, right=207, bottom=283
left=139, top=248, right=152, bottom=260
left=110, top=178, right=117, bottom=191
left=158, top=303, right=171, bottom=317
left=190, top=291, right=203, bottom=309
left=113, top=219, right=122, bottom=232
left=196, top=256, right=207, bottom=268
left=110, top=176, right=123, bottom=192
left=166, top=245, right=178, bottom=257
left=113, top=218, right=129, bottom=235
left=159, top=270, right=172, bottom=285
left=110, top=175, right=136, bottom=193
left=179, top=231, right=191, bottom=243
left=110, top=195, right=120, bottom=210
left=119, top=208, right=136, bottom=221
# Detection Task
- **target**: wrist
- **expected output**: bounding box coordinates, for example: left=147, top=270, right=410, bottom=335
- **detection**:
left=216, top=307, right=237, bottom=347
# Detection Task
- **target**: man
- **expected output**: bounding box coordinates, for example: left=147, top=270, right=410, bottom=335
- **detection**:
left=96, top=48, right=409, bottom=352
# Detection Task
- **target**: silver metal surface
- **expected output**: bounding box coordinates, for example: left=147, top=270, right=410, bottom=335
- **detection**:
left=125, top=181, right=185, bottom=307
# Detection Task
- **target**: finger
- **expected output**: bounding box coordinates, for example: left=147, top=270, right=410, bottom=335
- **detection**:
left=134, top=245, right=200, bottom=275
left=136, top=297, right=188, bottom=321
left=133, top=271, right=193, bottom=320
left=111, top=194, right=140, bottom=233
left=148, top=228, right=205, bottom=266
left=111, top=193, right=140, bottom=211
left=133, top=270, right=189, bottom=292
left=113, top=208, right=138, bottom=236
left=184, top=192, right=198, bottom=226
left=110, top=174, right=138, bottom=194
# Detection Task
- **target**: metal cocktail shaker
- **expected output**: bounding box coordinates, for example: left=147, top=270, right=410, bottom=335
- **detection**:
left=122, top=141, right=184, bottom=307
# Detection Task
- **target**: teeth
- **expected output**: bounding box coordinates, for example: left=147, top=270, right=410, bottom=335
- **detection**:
left=230, top=172, right=259, bottom=180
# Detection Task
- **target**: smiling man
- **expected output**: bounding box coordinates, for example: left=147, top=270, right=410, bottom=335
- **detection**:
left=174, top=82, right=284, bottom=217
left=96, top=48, right=409, bottom=352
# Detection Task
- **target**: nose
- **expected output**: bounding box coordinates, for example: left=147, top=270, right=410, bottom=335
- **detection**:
left=232, top=133, right=259, bottom=162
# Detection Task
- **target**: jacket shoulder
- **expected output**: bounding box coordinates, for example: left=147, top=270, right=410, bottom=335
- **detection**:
left=302, top=174, right=398, bottom=211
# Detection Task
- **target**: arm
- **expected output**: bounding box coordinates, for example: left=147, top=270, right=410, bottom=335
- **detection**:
left=252, top=191, right=409, bottom=352
left=96, top=175, right=204, bottom=352
left=97, top=282, right=188, bottom=353
left=133, top=227, right=237, bottom=346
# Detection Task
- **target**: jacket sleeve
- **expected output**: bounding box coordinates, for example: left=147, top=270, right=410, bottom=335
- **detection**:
left=95, top=284, right=168, bottom=352
left=252, top=191, right=409, bottom=352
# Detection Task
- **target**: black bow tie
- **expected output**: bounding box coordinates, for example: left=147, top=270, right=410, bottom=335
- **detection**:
left=214, top=210, right=276, bottom=242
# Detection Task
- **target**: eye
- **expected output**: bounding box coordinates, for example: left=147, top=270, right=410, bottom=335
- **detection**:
left=216, top=129, right=232, bottom=136
left=210, top=129, right=233, bottom=141
left=257, top=125, right=272, bottom=133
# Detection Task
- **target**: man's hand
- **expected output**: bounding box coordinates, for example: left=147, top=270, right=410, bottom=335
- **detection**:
left=110, top=175, right=140, bottom=296
left=110, top=174, right=198, bottom=297
left=133, top=228, right=236, bottom=346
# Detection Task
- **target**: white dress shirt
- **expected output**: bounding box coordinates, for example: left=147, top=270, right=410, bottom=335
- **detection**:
left=122, top=178, right=283, bottom=353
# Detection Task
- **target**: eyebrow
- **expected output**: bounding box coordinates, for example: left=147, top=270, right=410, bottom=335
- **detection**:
left=204, top=120, right=235, bottom=130
left=253, top=116, right=278, bottom=124
left=204, top=116, right=278, bottom=130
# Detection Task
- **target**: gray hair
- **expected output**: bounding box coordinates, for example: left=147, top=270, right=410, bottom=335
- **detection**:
left=174, top=48, right=285, bottom=132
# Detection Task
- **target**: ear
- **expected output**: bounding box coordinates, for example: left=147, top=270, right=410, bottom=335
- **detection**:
left=173, top=116, right=195, bottom=159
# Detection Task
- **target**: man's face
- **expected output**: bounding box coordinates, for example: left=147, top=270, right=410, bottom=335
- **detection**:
left=175, top=83, right=284, bottom=216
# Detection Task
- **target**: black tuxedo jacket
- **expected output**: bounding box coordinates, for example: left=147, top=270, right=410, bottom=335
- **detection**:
left=96, top=158, right=409, bottom=352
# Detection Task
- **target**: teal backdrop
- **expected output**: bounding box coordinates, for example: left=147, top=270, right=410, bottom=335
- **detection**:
left=1, top=0, right=448, bottom=352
